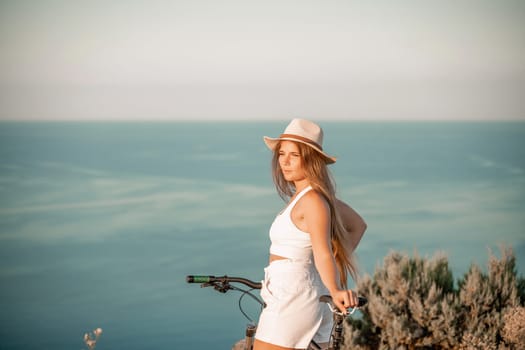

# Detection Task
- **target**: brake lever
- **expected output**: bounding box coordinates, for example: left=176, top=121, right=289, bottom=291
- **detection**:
left=213, top=282, right=232, bottom=293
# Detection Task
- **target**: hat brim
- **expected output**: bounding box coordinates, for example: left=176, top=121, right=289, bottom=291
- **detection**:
left=263, top=136, right=336, bottom=164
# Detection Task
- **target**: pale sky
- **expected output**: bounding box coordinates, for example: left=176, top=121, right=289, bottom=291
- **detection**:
left=0, top=0, right=524, bottom=121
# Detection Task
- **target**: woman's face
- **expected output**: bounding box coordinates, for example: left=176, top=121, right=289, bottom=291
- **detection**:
left=278, top=141, right=306, bottom=182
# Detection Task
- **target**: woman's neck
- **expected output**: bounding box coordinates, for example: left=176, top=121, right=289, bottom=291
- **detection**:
left=293, top=179, right=311, bottom=194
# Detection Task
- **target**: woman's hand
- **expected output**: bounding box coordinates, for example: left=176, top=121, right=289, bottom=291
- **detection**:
left=331, top=289, right=359, bottom=314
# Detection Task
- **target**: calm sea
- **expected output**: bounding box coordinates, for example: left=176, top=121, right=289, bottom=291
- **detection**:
left=0, top=121, right=524, bottom=350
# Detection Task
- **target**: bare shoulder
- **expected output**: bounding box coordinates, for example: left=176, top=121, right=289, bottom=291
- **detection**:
left=295, top=189, right=330, bottom=215
left=304, top=189, right=330, bottom=208
left=298, top=189, right=331, bottom=232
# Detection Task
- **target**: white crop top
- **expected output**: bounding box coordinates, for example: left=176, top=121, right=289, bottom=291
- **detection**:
left=269, top=186, right=313, bottom=260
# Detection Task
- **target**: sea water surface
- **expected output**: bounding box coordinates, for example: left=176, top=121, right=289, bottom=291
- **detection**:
left=0, top=121, right=524, bottom=350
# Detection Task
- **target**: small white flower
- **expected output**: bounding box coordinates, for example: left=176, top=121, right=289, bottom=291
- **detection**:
left=94, top=328, right=103, bottom=336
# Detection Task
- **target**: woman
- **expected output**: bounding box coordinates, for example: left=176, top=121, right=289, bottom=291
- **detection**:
left=254, top=118, right=367, bottom=350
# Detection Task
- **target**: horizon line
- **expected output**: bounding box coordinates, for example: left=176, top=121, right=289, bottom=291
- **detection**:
left=1, top=118, right=524, bottom=123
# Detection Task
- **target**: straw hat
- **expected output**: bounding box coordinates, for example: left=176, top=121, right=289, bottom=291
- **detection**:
left=263, top=118, right=336, bottom=164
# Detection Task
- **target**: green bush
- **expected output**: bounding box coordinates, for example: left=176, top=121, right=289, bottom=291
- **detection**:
left=345, top=246, right=524, bottom=350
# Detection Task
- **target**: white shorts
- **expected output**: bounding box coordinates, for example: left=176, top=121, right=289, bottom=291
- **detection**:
left=254, top=259, right=333, bottom=348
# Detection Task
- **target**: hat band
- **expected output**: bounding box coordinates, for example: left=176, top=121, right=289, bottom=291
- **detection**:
left=280, top=133, right=323, bottom=150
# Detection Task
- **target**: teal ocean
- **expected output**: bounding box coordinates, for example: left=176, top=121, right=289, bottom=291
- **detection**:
left=0, top=121, right=524, bottom=350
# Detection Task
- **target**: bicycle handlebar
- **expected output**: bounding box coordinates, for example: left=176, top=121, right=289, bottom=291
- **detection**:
left=187, top=275, right=367, bottom=308
left=319, top=294, right=368, bottom=308
left=186, top=275, right=262, bottom=290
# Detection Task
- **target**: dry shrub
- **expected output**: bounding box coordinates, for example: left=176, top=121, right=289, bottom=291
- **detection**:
left=343, top=246, right=523, bottom=350
left=501, top=306, right=525, bottom=350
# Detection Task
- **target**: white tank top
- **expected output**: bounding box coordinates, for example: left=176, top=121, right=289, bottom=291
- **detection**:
left=269, top=186, right=313, bottom=260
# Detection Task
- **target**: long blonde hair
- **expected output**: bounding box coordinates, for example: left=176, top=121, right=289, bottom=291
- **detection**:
left=271, top=141, right=357, bottom=287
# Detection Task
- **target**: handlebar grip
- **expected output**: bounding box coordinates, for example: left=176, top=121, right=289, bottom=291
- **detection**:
left=319, top=295, right=368, bottom=308
left=186, top=275, right=216, bottom=283
left=357, top=296, right=367, bottom=307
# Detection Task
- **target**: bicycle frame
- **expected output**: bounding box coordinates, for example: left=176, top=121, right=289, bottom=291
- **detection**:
left=186, top=275, right=366, bottom=350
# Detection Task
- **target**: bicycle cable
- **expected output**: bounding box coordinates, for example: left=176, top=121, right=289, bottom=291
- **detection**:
left=326, top=302, right=357, bottom=315
left=228, top=285, right=264, bottom=324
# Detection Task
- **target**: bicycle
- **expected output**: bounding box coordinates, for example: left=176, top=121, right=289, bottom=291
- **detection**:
left=186, top=275, right=367, bottom=350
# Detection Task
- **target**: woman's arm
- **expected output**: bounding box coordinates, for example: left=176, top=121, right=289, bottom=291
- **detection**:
left=302, top=191, right=357, bottom=312
left=336, top=199, right=367, bottom=253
